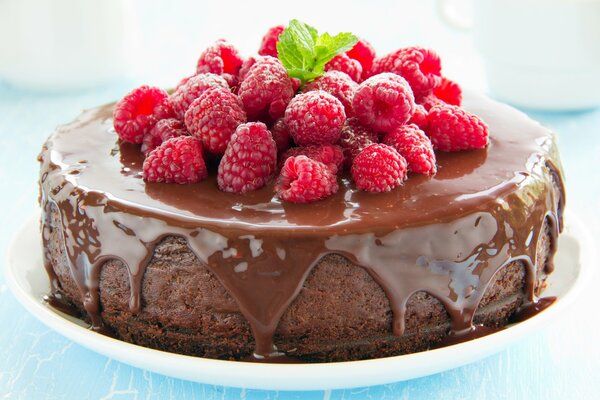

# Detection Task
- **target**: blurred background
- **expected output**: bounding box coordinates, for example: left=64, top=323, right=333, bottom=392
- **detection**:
left=0, top=0, right=486, bottom=92
left=0, top=1, right=599, bottom=399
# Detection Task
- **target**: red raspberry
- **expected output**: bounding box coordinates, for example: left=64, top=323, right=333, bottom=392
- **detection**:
left=196, top=39, right=243, bottom=76
left=372, top=47, right=442, bottom=97
left=302, top=71, right=357, bottom=116
left=433, top=77, right=462, bottom=106
left=284, top=90, right=346, bottom=146
left=217, top=122, right=277, bottom=193
left=170, top=73, right=229, bottom=119
left=351, top=144, right=407, bottom=192
left=409, top=104, right=429, bottom=130
left=325, top=54, right=362, bottom=83
left=238, top=56, right=257, bottom=82
left=418, top=94, right=445, bottom=111
left=175, top=74, right=193, bottom=89
left=270, top=118, right=291, bottom=153
left=221, top=73, right=239, bottom=92
left=238, top=56, right=295, bottom=121
left=142, top=118, right=189, bottom=155
left=383, top=124, right=437, bottom=175
left=427, top=104, right=489, bottom=152
left=291, top=77, right=302, bottom=93
left=352, top=73, right=415, bottom=133
left=184, top=87, right=247, bottom=155
left=346, top=38, right=376, bottom=80
left=143, top=136, right=207, bottom=184
left=276, top=156, right=339, bottom=203
left=280, top=145, right=344, bottom=174
left=113, top=86, right=174, bottom=144
left=258, top=25, right=284, bottom=57
left=337, top=117, right=378, bottom=168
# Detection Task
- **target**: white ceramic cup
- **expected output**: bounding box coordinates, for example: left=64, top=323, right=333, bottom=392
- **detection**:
left=438, top=0, right=600, bottom=111
left=0, top=0, right=133, bottom=92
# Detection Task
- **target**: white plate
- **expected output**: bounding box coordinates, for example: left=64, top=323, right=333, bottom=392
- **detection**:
left=5, top=211, right=594, bottom=391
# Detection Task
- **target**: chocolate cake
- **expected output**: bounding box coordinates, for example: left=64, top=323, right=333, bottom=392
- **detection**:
left=38, top=92, right=565, bottom=362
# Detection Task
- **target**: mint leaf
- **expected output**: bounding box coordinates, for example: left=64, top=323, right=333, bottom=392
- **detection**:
left=314, top=32, right=358, bottom=65
left=276, top=20, right=358, bottom=85
left=277, top=20, right=315, bottom=73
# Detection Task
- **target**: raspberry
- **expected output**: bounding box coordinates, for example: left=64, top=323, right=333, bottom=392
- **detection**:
left=184, top=87, right=247, bottom=155
left=284, top=90, right=346, bottom=146
left=258, top=25, right=284, bottom=57
left=418, top=94, right=444, bottom=111
left=352, top=73, right=415, bottom=133
left=221, top=73, right=239, bottom=92
left=427, top=104, right=489, bottom=152
left=175, top=75, right=193, bottom=89
left=337, top=117, right=378, bottom=168
left=217, top=122, right=277, bottom=193
left=143, top=136, right=207, bottom=184
left=238, top=56, right=295, bottom=121
left=170, top=73, right=229, bottom=119
left=291, top=77, right=302, bottom=93
left=302, top=71, right=357, bottom=116
left=433, top=77, right=462, bottom=106
left=238, top=56, right=257, bottom=82
left=280, top=145, right=344, bottom=174
left=351, top=144, right=407, bottom=192
left=346, top=38, right=376, bottom=80
left=409, top=104, right=429, bottom=130
left=372, top=47, right=442, bottom=97
left=142, top=118, right=189, bottom=155
left=275, top=156, right=339, bottom=203
left=196, top=39, right=243, bottom=76
left=270, top=118, right=291, bottom=153
left=113, top=86, right=174, bottom=144
left=383, top=124, right=437, bottom=175
left=325, top=54, right=362, bottom=82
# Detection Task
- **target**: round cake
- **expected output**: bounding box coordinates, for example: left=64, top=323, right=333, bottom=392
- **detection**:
left=38, top=92, right=564, bottom=362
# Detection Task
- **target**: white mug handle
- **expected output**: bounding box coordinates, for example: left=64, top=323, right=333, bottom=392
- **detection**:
left=436, top=0, right=473, bottom=31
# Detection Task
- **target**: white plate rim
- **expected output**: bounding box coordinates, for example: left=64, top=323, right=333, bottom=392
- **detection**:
left=4, top=209, right=595, bottom=391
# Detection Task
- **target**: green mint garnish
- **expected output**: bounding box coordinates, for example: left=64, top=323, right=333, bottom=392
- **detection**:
left=276, top=19, right=358, bottom=85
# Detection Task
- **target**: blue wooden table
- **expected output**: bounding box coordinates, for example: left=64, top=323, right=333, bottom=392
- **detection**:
left=1, top=2, right=600, bottom=397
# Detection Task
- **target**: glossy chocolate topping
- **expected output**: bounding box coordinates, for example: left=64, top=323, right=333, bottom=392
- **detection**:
left=39, top=93, right=565, bottom=358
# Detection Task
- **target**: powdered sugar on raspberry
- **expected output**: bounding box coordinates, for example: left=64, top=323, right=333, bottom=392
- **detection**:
left=351, top=143, right=407, bottom=192
left=284, top=90, right=346, bottom=146
left=184, top=87, right=246, bottom=155
left=143, top=136, right=207, bottom=184
left=383, top=124, right=436, bottom=175
left=372, top=47, right=442, bottom=97
left=217, top=122, right=278, bottom=193
left=276, top=156, right=339, bottom=203
left=196, top=39, right=244, bottom=76
left=170, top=73, right=230, bottom=119
left=238, top=56, right=295, bottom=121
left=280, top=144, right=344, bottom=174
left=142, top=118, right=189, bottom=155
left=337, top=117, right=379, bottom=168
left=303, top=71, right=357, bottom=116
left=427, top=104, right=489, bottom=152
left=325, top=54, right=362, bottom=83
left=352, top=73, right=415, bottom=133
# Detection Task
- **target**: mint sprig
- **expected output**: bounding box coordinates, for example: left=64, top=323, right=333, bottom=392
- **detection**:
left=276, top=20, right=358, bottom=85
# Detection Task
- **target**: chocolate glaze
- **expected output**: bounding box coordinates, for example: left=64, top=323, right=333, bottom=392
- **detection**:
left=38, top=93, right=565, bottom=359
left=511, top=296, right=557, bottom=323
left=433, top=295, right=558, bottom=349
